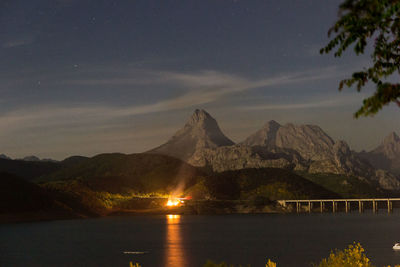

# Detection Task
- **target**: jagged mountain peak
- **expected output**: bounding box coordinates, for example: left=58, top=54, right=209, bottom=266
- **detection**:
left=359, top=131, right=400, bottom=175
left=371, top=131, right=400, bottom=155
left=184, top=109, right=222, bottom=134
left=149, top=109, right=234, bottom=163
left=241, top=120, right=281, bottom=147
left=187, top=109, right=213, bottom=125
left=380, top=131, right=400, bottom=159
left=384, top=132, right=399, bottom=143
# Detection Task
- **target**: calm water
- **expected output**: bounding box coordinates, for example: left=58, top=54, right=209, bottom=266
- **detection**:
left=1, top=212, right=400, bottom=267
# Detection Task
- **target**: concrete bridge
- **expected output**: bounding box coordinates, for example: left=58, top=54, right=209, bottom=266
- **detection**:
left=277, top=198, right=400, bottom=213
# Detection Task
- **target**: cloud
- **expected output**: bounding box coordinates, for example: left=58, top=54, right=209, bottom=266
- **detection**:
left=240, top=93, right=368, bottom=111
left=0, top=66, right=346, bottom=135
left=69, top=66, right=343, bottom=87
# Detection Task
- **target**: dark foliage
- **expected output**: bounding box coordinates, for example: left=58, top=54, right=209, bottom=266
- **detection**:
left=0, top=158, right=60, bottom=181
left=321, top=0, right=400, bottom=117
left=298, top=172, right=389, bottom=198
left=41, top=153, right=204, bottom=194
left=205, top=168, right=338, bottom=200
left=0, top=172, right=96, bottom=222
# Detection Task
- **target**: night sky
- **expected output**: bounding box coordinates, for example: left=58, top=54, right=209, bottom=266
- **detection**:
left=1, top=0, right=399, bottom=160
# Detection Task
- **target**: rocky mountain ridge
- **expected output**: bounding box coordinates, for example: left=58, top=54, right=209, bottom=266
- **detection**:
left=150, top=109, right=400, bottom=191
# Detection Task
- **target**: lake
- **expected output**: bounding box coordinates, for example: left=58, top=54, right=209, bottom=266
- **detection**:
left=1, top=212, right=400, bottom=266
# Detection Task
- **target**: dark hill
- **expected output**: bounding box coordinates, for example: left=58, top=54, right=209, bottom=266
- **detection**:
left=206, top=168, right=338, bottom=200
left=38, top=154, right=341, bottom=213
left=60, top=155, right=89, bottom=167
left=42, top=153, right=205, bottom=194
left=0, top=172, right=95, bottom=223
left=0, top=158, right=60, bottom=181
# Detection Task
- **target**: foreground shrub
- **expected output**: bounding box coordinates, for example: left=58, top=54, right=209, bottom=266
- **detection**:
left=315, top=242, right=373, bottom=267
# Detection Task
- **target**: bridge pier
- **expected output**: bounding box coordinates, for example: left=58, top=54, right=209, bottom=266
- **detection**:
left=373, top=200, right=378, bottom=213
left=308, top=201, right=313, bottom=213
left=281, top=198, right=400, bottom=214
left=388, top=200, right=393, bottom=213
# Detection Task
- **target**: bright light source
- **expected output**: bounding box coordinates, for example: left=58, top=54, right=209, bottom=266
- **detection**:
left=166, top=197, right=180, bottom=207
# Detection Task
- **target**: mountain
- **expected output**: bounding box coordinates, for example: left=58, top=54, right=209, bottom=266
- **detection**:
left=146, top=110, right=400, bottom=191
left=188, top=118, right=400, bottom=191
left=148, top=109, right=234, bottom=164
left=22, top=155, right=41, bottom=161
left=19, top=155, right=58, bottom=163
left=198, top=120, right=358, bottom=173
left=359, top=132, right=400, bottom=175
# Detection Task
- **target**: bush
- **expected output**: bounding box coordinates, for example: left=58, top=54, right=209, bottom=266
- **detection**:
left=314, top=243, right=373, bottom=267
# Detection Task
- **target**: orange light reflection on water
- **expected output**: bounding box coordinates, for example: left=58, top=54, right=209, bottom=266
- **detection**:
left=165, top=214, right=187, bottom=267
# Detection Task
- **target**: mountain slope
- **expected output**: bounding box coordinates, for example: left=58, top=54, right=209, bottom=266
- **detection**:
left=41, top=153, right=204, bottom=194
left=241, top=120, right=281, bottom=147
left=148, top=109, right=234, bottom=164
left=359, top=132, right=400, bottom=175
left=207, top=168, right=339, bottom=200
left=242, top=120, right=336, bottom=161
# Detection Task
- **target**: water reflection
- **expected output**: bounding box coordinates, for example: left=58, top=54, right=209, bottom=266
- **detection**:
left=165, top=214, right=187, bottom=267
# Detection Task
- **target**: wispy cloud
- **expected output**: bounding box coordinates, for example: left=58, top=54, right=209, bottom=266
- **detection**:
left=0, top=66, right=345, bottom=134
left=67, top=66, right=342, bottom=88
left=240, top=93, right=368, bottom=111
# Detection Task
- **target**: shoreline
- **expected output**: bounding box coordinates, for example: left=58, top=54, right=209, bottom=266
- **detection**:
left=0, top=202, right=286, bottom=224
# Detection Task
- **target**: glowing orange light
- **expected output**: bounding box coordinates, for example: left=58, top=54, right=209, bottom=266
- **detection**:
left=166, top=197, right=181, bottom=207
left=167, top=214, right=180, bottom=219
